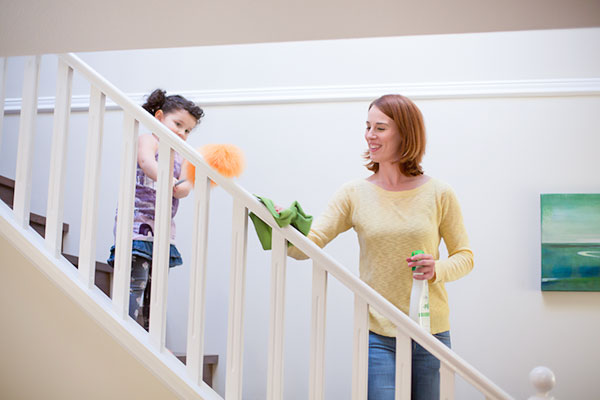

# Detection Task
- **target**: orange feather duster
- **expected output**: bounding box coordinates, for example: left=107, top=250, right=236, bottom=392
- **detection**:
left=182, top=144, right=245, bottom=187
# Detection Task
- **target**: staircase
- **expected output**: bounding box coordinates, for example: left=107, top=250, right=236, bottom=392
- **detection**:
left=0, top=174, right=112, bottom=296
left=0, top=172, right=219, bottom=387
left=0, top=53, right=550, bottom=399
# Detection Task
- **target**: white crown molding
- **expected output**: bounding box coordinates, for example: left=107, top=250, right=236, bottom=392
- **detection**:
left=4, top=78, right=600, bottom=114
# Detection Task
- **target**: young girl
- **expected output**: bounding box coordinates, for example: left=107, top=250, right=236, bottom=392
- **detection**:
left=107, top=88, right=204, bottom=330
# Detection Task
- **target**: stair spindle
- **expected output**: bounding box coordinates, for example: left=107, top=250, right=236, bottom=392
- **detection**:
left=0, top=57, right=7, bottom=150
left=148, top=139, right=174, bottom=351
left=267, top=229, right=287, bottom=400
left=309, top=262, right=328, bottom=400
left=225, top=199, right=248, bottom=400
left=186, top=173, right=211, bottom=385
left=395, top=328, right=411, bottom=400
left=112, top=115, right=139, bottom=317
left=440, top=362, right=455, bottom=400
left=352, top=295, right=369, bottom=400
left=45, top=58, right=73, bottom=257
left=13, top=55, right=40, bottom=229
left=78, top=86, right=105, bottom=288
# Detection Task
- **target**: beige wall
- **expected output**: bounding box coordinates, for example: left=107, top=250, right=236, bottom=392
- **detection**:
left=0, top=235, right=179, bottom=400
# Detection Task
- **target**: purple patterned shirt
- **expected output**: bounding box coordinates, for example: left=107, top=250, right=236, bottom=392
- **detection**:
left=115, top=151, right=183, bottom=243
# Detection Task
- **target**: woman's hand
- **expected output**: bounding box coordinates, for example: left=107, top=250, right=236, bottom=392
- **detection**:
left=407, top=253, right=436, bottom=281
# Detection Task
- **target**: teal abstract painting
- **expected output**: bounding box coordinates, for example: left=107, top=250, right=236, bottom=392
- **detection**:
left=541, top=194, right=600, bottom=291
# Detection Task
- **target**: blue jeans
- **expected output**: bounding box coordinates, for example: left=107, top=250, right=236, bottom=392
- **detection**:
left=107, top=241, right=183, bottom=331
left=368, top=330, right=451, bottom=400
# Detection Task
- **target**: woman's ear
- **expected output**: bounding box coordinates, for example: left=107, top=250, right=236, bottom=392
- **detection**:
left=154, top=109, right=164, bottom=121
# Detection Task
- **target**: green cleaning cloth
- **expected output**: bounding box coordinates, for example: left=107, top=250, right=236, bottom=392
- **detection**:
left=249, top=195, right=313, bottom=250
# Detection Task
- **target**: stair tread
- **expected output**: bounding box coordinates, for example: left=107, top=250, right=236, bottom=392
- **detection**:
left=62, top=253, right=112, bottom=273
left=0, top=175, right=69, bottom=234
left=172, top=353, right=219, bottom=364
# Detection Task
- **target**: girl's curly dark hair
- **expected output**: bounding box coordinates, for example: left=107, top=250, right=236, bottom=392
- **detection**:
left=142, top=89, right=204, bottom=122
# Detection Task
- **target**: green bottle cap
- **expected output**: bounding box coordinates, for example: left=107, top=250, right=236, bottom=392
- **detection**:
left=411, top=250, right=424, bottom=271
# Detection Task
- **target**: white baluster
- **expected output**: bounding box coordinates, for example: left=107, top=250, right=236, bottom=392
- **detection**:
left=13, top=55, right=40, bottom=228
left=352, top=296, right=369, bottom=400
left=112, top=115, right=139, bottom=317
left=78, top=86, right=105, bottom=288
left=395, top=328, right=411, bottom=400
left=528, top=366, right=556, bottom=400
left=309, top=262, right=328, bottom=400
left=186, top=174, right=211, bottom=385
left=0, top=57, right=7, bottom=149
left=45, top=58, right=73, bottom=257
left=267, top=229, right=287, bottom=400
left=149, top=140, right=174, bottom=350
left=440, top=363, right=455, bottom=400
left=225, top=199, right=248, bottom=400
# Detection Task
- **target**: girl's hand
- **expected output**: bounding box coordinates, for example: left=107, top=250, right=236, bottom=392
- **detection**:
left=173, top=177, right=192, bottom=199
left=407, top=253, right=436, bottom=281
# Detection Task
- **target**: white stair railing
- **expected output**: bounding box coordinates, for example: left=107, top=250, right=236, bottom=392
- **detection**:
left=1, top=53, right=534, bottom=400
left=1, top=53, right=222, bottom=400
left=0, top=57, right=6, bottom=155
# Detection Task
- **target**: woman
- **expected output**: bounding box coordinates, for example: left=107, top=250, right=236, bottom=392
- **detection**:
left=288, top=94, right=473, bottom=399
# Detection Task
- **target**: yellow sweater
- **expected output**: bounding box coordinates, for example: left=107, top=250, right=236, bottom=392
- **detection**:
left=288, top=178, right=474, bottom=336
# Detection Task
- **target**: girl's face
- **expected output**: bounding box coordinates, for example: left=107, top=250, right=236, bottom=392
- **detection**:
left=156, top=109, right=197, bottom=141
left=365, top=106, right=401, bottom=164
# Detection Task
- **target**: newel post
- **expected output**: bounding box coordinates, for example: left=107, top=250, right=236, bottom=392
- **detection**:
left=528, top=366, right=556, bottom=400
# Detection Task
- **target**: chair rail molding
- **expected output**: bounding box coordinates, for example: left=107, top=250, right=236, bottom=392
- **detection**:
left=4, top=78, right=600, bottom=114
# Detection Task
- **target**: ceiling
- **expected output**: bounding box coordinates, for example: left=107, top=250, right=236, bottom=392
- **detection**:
left=1, top=0, right=599, bottom=56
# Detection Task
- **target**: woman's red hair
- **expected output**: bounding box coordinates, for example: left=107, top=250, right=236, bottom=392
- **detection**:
left=364, top=94, right=426, bottom=177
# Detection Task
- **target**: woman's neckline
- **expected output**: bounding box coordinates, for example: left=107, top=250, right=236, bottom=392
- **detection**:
left=364, top=175, right=432, bottom=193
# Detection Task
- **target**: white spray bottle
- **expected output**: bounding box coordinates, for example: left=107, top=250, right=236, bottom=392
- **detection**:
left=408, top=250, right=430, bottom=333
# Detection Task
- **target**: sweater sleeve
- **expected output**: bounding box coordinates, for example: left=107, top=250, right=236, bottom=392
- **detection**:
left=287, top=184, right=353, bottom=260
left=433, top=187, right=474, bottom=283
